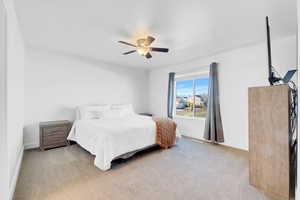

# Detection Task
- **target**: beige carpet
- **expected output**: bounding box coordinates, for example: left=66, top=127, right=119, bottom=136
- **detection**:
left=14, top=138, right=269, bottom=200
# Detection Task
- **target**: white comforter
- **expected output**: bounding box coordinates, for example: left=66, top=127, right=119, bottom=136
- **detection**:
left=68, top=115, right=179, bottom=171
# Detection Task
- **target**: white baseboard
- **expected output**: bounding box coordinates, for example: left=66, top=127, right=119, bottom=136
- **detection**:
left=182, top=135, right=248, bottom=152
left=9, top=146, right=24, bottom=200
left=24, top=142, right=39, bottom=150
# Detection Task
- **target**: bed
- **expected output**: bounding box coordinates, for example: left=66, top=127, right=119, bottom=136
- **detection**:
left=67, top=104, right=180, bottom=171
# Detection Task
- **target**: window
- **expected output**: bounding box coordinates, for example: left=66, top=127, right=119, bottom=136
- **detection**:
left=175, top=76, right=209, bottom=118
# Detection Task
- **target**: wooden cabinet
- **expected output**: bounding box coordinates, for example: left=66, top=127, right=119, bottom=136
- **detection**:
left=249, top=85, right=295, bottom=200
left=40, top=120, right=72, bottom=151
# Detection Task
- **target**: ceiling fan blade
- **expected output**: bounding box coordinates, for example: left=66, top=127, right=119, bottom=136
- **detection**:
left=123, top=50, right=136, bottom=55
left=150, top=47, right=169, bottom=53
left=118, top=41, right=136, bottom=47
left=144, top=36, right=155, bottom=46
left=145, top=52, right=152, bottom=59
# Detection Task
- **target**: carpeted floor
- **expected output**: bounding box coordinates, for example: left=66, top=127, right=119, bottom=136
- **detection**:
left=14, top=138, right=269, bottom=200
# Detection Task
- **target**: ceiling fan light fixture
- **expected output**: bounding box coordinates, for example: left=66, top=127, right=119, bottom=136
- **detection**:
left=137, top=46, right=149, bottom=56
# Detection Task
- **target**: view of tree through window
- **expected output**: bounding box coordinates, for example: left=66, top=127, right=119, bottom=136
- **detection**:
left=175, top=77, right=209, bottom=118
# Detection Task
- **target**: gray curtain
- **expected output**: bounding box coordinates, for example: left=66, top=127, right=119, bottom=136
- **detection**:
left=167, top=72, right=175, bottom=118
left=204, top=63, right=224, bottom=143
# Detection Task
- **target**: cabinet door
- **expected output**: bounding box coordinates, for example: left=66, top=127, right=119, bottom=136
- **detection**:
left=249, top=85, right=290, bottom=200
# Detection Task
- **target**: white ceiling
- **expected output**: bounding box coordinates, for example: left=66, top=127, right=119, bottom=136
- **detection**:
left=15, top=0, right=297, bottom=68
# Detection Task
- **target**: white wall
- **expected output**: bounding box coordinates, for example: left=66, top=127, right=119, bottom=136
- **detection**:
left=149, top=35, right=297, bottom=150
left=24, top=48, right=149, bottom=149
left=0, top=0, right=25, bottom=200
left=0, top=1, right=9, bottom=199
left=5, top=0, right=24, bottom=194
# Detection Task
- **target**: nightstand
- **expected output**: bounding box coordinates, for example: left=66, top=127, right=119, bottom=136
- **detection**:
left=139, top=113, right=153, bottom=117
left=39, top=120, right=72, bottom=151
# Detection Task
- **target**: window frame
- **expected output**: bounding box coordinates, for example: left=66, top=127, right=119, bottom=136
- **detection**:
left=174, top=71, right=209, bottom=120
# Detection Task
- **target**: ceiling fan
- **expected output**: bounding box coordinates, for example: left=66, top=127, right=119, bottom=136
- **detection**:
left=118, top=36, right=169, bottom=59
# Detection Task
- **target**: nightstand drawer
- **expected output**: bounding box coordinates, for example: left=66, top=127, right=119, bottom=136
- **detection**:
left=44, top=126, right=68, bottom=135
left=43, top=135, right=67, bottom=146
left=43, top=132, right=68, bottom=140
left=43, top=142, right=67, bottom=150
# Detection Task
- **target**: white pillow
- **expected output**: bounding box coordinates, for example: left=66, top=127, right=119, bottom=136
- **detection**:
left=103, top=104, right=135, bottom=118
left=78, top=105, right=111, bottom=120
left=112, top=104, right=135, bottom=115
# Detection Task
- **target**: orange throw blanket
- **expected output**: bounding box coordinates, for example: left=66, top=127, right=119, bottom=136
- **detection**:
left=152, top=118, right=177, bottom=149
